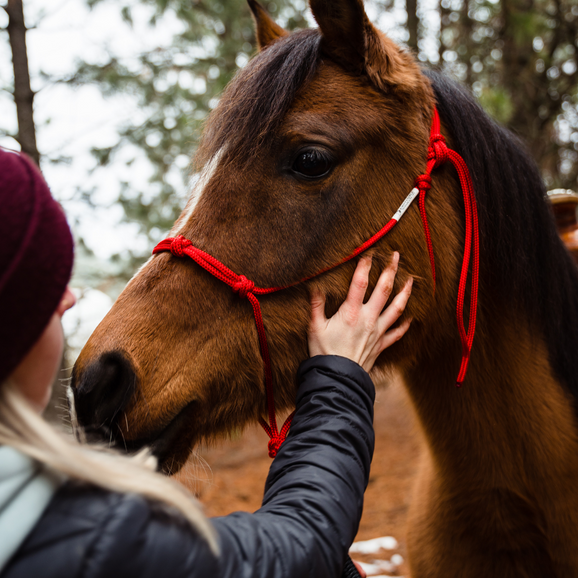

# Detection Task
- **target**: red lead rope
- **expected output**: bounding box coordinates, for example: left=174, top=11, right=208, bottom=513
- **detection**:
left=415, top=108, right=480, bottom=385
left=153, top=106, right=480, bottom=457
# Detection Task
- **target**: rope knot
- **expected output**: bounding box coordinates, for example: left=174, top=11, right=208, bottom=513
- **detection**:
left=415, top=174, right=432, bottom=192
left=428, top=133, right=449, bottom=167
left=268, top=436, right=284, bottom=458
left=170, top=235, right=191, bottom=257
left=233, top=275, right=255, bottom=299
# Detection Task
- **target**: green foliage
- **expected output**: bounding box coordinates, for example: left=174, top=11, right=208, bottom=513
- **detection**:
left=478, top=86, right=514, bottom=124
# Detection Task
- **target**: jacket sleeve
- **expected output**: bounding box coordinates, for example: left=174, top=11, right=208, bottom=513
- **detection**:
left=212, top=355, right=375, bottom=578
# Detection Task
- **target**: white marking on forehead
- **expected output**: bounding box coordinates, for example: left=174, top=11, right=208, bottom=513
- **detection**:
left=124, top=150, right=224, bottom=290
left=171, top=149, right=223, bottom=236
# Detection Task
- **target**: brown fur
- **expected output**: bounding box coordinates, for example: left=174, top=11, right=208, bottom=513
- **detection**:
left=72, top=0, right=578, bottom=575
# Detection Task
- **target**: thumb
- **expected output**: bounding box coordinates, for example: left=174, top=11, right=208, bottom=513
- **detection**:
left=310, top=287, right=327, bottom=328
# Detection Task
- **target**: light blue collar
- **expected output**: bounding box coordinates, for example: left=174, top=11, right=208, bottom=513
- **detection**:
left=0, top=446, right=63, bottom=571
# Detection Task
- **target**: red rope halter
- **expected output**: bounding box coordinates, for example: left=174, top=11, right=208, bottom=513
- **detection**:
left=153, top=106, right=479, bottom=457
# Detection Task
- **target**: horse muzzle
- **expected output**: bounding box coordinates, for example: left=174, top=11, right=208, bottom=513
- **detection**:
left=71, top=350, right=200, bottom=474
left=71, top=351, right=136, bottom=442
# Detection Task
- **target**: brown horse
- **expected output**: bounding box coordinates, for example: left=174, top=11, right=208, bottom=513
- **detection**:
left=71, top=0, right=578, bottom=576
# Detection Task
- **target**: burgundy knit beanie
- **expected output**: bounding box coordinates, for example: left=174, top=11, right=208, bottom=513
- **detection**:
left=0, top=148, right=74, bottom=384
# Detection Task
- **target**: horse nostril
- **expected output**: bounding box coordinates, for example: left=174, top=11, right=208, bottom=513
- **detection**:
left=72, top=351, right=137, bottom=442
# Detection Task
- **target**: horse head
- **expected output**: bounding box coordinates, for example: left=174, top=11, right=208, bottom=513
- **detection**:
left=72, top=0, right=466, bottom=473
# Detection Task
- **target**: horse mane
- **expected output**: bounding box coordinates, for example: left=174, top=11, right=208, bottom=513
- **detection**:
left=424, top=69, right=578, bottom=406
left=197, top=29, right=321, bottom=168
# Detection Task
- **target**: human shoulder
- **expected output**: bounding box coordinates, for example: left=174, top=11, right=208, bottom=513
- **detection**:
left=2, top=481, right=218, bottom=578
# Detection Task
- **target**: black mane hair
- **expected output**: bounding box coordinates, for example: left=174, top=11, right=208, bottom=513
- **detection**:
left=424, top=69, right=578, bottom=404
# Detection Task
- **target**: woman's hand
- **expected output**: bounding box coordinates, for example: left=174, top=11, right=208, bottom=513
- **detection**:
left=308, top=253, right=412, bottom=373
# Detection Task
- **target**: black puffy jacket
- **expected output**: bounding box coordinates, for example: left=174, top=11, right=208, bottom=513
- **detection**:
left=1, top=356, right=375, bottom=578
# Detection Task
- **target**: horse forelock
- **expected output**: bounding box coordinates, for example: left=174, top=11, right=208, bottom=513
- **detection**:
left=425, top=70, right=578, bottom=405
left=197, top=29, right=322, bottom=169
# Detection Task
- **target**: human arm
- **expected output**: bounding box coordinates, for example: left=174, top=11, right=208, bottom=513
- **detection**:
left=212, top=355, right=374, bottom=578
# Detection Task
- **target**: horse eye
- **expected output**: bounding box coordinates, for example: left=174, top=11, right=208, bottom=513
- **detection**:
left=292, top=149, right=333, bottom=179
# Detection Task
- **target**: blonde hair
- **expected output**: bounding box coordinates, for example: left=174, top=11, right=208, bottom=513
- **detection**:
left=0, top=382, right=218, bottom=554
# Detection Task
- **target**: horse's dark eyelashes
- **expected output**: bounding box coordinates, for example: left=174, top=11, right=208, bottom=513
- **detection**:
left=291, top=147, right=335, bottom=180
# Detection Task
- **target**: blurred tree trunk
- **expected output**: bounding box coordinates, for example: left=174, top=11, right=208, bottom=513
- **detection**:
left=5, top=0, right=40, bottom=166
left=501, top=0, right=538, bottom=145
left=406, top=0, right=418, bottom=52
left=439, top=0, right=450, bottom=63
left=462, top=0, right=473, bottom=86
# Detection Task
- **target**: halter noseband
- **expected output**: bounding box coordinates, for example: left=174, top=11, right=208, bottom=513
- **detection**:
left=153, top=106, right=480, bottom=457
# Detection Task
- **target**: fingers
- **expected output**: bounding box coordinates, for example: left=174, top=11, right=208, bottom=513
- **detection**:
left=360, top=276, right=412, bottom=372
left=361, top=317, right=412, bottom=373
left=378, top=317, right=412, bottom=351
left=309, top=252, right=412, bottom=369
left=309, top=287, right=327, bottom=330
left=376, top=277, right=413, bottom=335
left=344, top=255, right=372, bottom=308
left=366, top=252, right=399, bottom=317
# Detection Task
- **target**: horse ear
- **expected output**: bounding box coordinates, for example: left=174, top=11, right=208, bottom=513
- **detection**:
left=309, top=0, right=366, bottom=73
left=248, top=0, right=289, bottom=51
left=309, top=0, right=423, bottom=92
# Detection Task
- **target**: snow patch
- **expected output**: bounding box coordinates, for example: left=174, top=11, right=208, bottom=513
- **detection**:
left=349, top=536, right=398, bottom=554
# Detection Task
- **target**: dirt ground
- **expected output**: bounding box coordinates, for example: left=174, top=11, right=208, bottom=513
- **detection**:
left=175, top=376, right=423, bottom=577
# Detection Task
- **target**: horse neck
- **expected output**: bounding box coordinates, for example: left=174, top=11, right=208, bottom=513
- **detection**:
left=402, top=304, right=578, bottom=485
